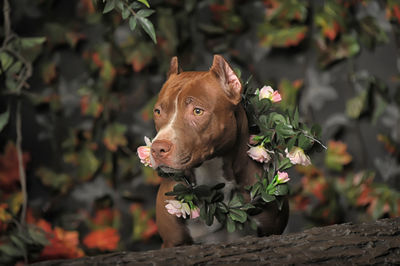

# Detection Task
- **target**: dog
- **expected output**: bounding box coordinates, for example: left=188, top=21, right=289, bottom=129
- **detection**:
left=150, top=55, right=289, bottom=248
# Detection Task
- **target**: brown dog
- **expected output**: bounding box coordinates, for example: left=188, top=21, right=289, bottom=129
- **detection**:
left=150, top=55, right=288, bottom=248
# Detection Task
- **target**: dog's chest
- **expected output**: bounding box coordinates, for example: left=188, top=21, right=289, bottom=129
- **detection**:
left=186, top=157, right=240, bottom=243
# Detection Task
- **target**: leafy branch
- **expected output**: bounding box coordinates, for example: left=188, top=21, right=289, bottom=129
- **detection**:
left=102, top=0, right=157, bottom=43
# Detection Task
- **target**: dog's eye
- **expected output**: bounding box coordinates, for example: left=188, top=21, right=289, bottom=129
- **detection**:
left=154, top=109, right=161, bottom=116
left=193, top=108, right=204, bottom=116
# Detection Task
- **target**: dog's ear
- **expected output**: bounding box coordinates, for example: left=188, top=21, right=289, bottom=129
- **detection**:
left=210, top=55, right=242, bottom=105
left=167, top=56, right=182, bottom=78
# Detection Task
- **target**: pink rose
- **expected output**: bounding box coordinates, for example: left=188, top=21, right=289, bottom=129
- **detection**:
left=285, top=147, right=311, bottom=166
left=277, top=171, right=290, bottom=184
left=247, top=145, right=271, bottom=163
left=165, top=200, right=191, bottom=219
left=258, top=85, right=282, bottom=103
left=137, top=136, right=152, bottom=167
left=190, top=207, right=200, bottom=219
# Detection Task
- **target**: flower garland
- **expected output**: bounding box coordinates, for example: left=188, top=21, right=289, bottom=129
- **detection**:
left=137, top=80, right=324, bottom=232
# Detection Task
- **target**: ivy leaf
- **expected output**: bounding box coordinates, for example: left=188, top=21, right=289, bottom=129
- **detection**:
left=137, top=16, right=157, bottom=44
left=0, top=108, right=10, bottom=133
left=103, top=0, right=116, bottom=14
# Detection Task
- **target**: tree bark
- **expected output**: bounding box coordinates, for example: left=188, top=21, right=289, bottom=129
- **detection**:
left=34, top=217, right=400, bottom=265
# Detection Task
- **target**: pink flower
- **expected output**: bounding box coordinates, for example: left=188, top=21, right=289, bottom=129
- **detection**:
left=249, top=135, right=261, bottom=145
left=277, top=171, right=290, bottom=184
left=165, top=200, right=191, bottom=219
left=137, top=136, right=152, bottom=167
left=285, top=147, right=311, bottom=166
left=190, top=207, right=200, bottom=219
left=258, top=85, right=282, bottom=103
left=247, top=145, right=271, bottom=163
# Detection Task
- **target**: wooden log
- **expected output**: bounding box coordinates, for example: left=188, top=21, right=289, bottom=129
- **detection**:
left=33, top=217, right=400, bottom=265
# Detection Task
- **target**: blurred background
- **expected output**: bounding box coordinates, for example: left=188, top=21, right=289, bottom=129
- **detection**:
left=0, top=0, right=399, bottom=264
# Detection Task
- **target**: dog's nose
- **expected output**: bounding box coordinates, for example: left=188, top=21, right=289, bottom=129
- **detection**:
left=151, top=140, right=172, bottom=158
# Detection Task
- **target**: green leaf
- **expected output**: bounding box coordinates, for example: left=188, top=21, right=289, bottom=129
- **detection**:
left=122, top=8, right=131, bottom=19
left=229, top=209, right=247, bottom=223
left=250, top=183, right=261, bottom=200
left=0, top=52, right=14, bottom=73
left=274, top=184, right=289, bottom=196
left=240, top=203, right=255, bottom=211
left=129, top=16, right=137, bottom=31
left=0, top=243, right=23, bottom=257
left=0, top=108, right=10, bottom=132
left=275, top=123, right=295, bottom=138
left=212, top=183, right=225, bottom=190
left=229, top=193, right=244, bottom=208
left=278, top=157, right=292, bottom=171
left=249, top=218, right=258, bottom=231
left=19, top=37, right=46, bottom=49
left=103, top=0, right=116, bottom=13
left=270, top=112, right=287, bottom=125
left=261, top=191, right=276, bottom=203
left=226, top=216, right=236, bottom=233
left=217, top=202, right=229, bottom=213
left=293, top=108, right=299, bottom=128
left=194, top=185, right=212, bottom=198
left=286, top=136, right=297, bottom=151
left=138, top=0, right=150, bottom=8
left=137, top=9, right=155, bottom=18
left=298, top=134, right=313, bottom=150
left=173, top=183, right=189, bottom=193
left=137, top=16, right=157, bottom=44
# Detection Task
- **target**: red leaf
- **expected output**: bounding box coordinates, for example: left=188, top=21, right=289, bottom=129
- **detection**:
left=0, top=142, right=30, bottom=191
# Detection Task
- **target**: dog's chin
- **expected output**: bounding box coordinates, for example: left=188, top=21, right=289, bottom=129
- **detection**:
left=158, top=166, right=185, bottom=174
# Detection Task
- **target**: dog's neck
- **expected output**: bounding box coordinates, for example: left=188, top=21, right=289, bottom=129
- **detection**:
left=189, top=104, right=260, bottom=189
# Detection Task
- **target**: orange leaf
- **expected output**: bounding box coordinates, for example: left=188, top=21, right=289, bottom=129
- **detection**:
left=83, top=227, right=120, bottom=251
left=38, top=219, right=85, bottom=260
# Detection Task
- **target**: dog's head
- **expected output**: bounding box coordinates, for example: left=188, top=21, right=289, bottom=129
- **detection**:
left=149, top=55, right=243, bottom=172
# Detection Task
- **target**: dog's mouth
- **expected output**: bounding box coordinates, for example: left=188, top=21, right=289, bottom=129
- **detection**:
left=155, top=154, right=193, bottom=174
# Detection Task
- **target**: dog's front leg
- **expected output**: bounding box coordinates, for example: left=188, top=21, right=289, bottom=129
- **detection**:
left=156, top=178, right=193, bottom=248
